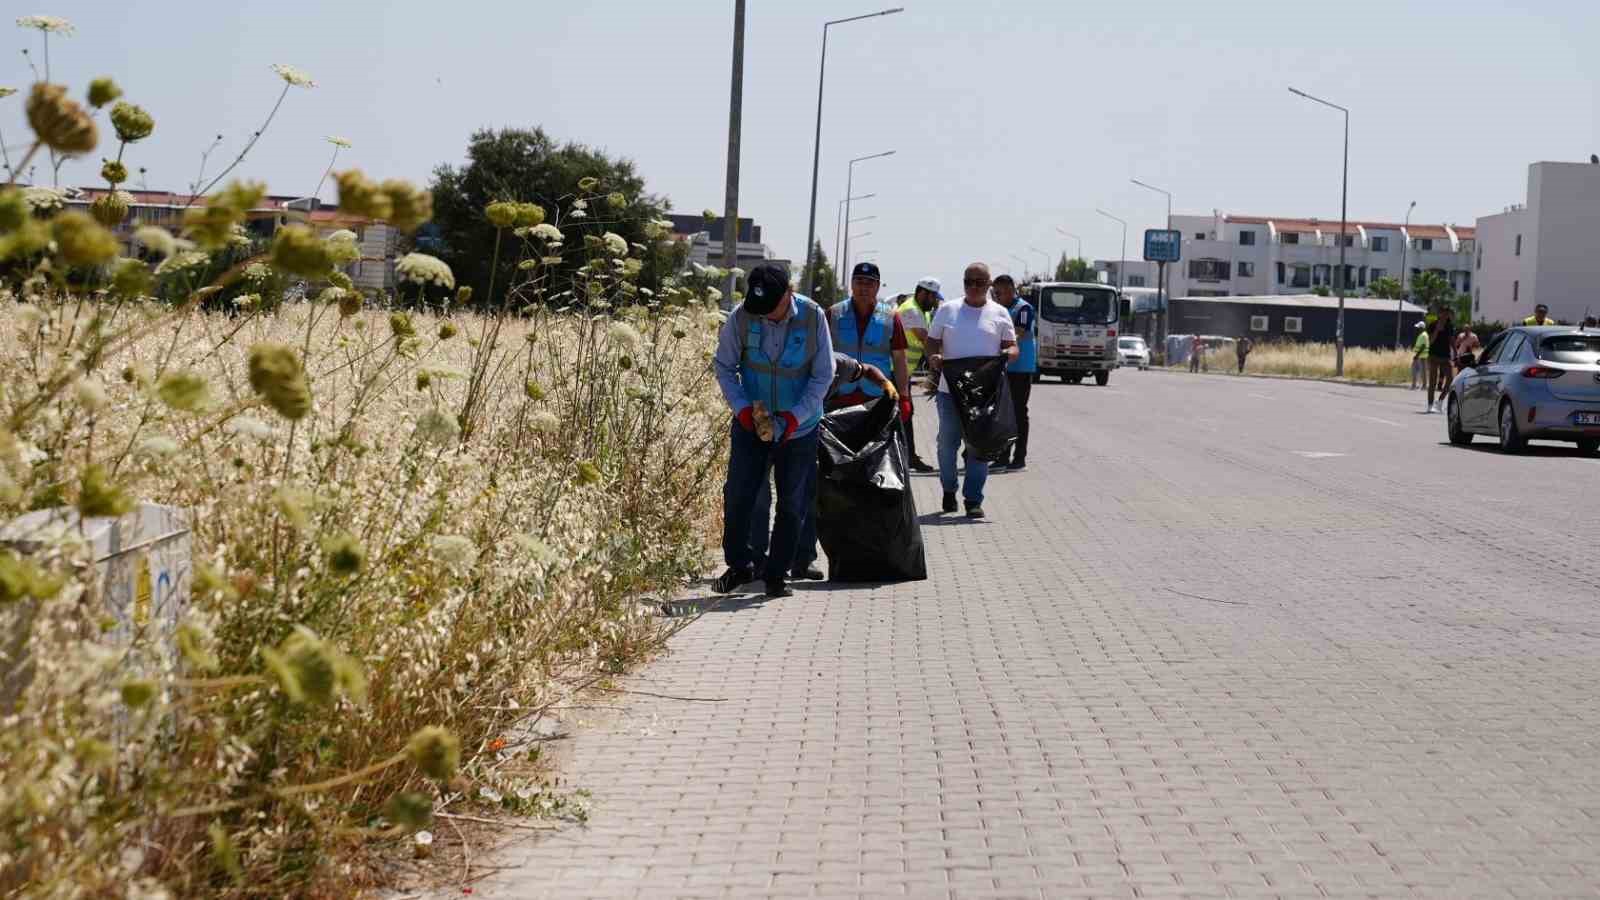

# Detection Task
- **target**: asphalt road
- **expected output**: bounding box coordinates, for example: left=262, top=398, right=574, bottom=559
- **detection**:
left=463, top=368, right=1600, bottom=899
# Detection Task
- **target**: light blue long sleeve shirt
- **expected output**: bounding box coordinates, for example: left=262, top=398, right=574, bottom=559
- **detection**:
left=713, top=295, right=835, bottom=440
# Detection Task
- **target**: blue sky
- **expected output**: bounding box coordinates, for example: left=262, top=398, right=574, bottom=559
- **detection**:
left=6, top=1, right=1598, bottom=293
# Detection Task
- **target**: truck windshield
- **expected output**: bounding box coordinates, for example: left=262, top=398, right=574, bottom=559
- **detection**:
left=1038, top=287, right=1117, bottom=325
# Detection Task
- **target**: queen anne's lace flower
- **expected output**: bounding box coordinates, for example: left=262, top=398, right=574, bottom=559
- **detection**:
left=602, top=232, right=628, bottom=256
left=531, top=223, right=563, bottom=243
left=396, top=253, right=454, bottom=290
left=270, top=63, right=316, bottom=87
left=326, top=135, right=352, bottom=148
left=16, top=15, right=74, bottom=34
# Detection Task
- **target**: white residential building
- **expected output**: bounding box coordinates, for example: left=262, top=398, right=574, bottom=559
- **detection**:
left=1147, top=212, right=1475, bottom=303
left=1474, top=161, right=1600, bottom=325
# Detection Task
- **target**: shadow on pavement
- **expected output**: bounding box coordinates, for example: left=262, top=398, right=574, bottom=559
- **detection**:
left=1440, top=441, right=1598, bottom=459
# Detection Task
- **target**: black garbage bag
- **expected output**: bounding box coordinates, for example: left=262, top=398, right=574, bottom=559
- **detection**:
left=814, top=394, right=927, bottom=583
left=940, top=355, right=1017, bottom=458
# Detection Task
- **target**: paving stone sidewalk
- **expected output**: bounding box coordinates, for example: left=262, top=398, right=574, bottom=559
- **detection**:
left=463, top=374, right=1600, bottom=899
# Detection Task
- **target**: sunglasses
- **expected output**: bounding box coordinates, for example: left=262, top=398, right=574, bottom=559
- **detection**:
left=964, top=278, right=990, bottom=287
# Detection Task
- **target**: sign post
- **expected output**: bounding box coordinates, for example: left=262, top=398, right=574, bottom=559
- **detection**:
left=1143, top=229, right=1181, bottom=358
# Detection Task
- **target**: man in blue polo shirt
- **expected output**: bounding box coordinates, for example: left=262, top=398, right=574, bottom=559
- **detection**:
left=990, top=274, right=1035, bottom=470
left=711, top=262, right=835, bottom=598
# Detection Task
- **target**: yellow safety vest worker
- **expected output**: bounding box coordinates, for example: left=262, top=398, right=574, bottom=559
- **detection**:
left=896, top=295, right=927, bottom=367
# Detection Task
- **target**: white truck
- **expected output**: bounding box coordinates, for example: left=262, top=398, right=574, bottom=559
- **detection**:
left=1026, top=281, right=1124, bottom=385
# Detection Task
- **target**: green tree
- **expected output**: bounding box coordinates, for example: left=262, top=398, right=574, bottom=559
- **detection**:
left=805, top=241, right=841, bottom=306
left=1054, top=255, right=1095, bottom=282
left=1368, top=275, right=1403, bottom=300
left=1409, top=270, right=1452, bottom=313
left=428, top=127, right=670, bottom=306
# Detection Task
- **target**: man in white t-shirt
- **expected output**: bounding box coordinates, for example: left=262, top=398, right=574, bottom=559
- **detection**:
left=924, top=262, right=1018, bottom=519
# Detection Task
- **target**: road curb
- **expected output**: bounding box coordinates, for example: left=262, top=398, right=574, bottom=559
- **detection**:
left=1147, top=366, right=1410, bottom=391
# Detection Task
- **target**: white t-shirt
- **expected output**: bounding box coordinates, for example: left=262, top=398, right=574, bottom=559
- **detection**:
left=899, top=302, right=929, bottom=334
left=927, top=299, right=1016, bottom=393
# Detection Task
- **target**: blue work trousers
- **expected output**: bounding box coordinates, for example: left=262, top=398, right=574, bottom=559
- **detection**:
left=721, top=422, right=820, bottom=576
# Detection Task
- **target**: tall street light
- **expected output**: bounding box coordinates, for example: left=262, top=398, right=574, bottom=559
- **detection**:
left=1096, top=209, right=1128, bottom=291
left=1055, top=227, right=1082, bottom=262
left=1290, top=86, right=1350, bottom=376
left=1131, top=178, right=1173, bottom=340
left=839, top=214, right=876, bottom=289
left=1007, top=253, right=1031, bottom=277
left=1028, top=246, right=1051, bottom=278
left=834, top=193, right=875, bottom=285
left=842, top=149, right=894, bottom=278
left=803, top=7, right=905, bottom=294
left=1395, top=199, right=1416, bottom=347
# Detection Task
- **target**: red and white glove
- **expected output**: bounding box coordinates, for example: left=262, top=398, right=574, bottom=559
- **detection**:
left=777, top=412, right=800, bottom=443
left=735, top=406, right=756, bottom=432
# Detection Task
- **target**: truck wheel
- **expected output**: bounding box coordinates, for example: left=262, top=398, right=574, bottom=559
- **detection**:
left=1066, top=375, right=1083, bottom=384
left=1030, top=372, right=1042, bottom=384
left=1094, top=371, right=1110, bottom=386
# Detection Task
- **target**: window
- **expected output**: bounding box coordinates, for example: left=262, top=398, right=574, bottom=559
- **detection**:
left=1126, top=275, right=1146, bottom=286
left=1284, top=316, right=1303, bottom=334
left=1460, top=272, right=1471, bottom=293
left=1477, top=245, right=1482, bottom=270
left=1415, top=238, right=1433, bottom=251
left=1474, top=288, right=1480, bottom=312
left=1539, top=334, right=1600, bottom=363
left=1513, top=280, right=1519, bottom=302
left=1479, top=332, right=1508, bottom=365
left=1514, top=234, right=1522, bottom=256
left=1194, top=232, right=1205, bottom=240
left=1312, top=264, right=1330, bottom=286
left=1239, top=230, right=1256, bottom=246
left=1370, top=267, right=1386, bottom=281
left=1342, top=264, right=1356, bottom=288
left=1237, top=261, right=1255, bottom=277
left=1370, top=236, right=1389, bottom=252
left=1281, top=232, right=1300, bottom=245
left=1188, top=259, right=1231, bottom=281
left=1340, top=234, right=1355, bottom=248
left=1189, top=289, right=1229, bottom=297
left=1276, top=262, right=1285, bottom=284
left=1250, top=315, right=1269, bottom=332
left=1358, top=266, right=1368, bottom=287
left=1290, top=264, right=1311, bottom=288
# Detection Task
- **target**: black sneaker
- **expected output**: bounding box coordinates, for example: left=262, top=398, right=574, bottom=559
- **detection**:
left=910, top=458, right=935, bottom=473
left=942, top=492, right=958, bottom=513
left=1009, top=459, right=1026, bottom=471
left=712, top=566, right=754, bottom=593
left=965, top=502, right=985, bottom=519
left=989, top=460, right=1009, bottom=472
left=765, top=578, right=793, bottom=598
left=791, top=564, right=825, bottom=581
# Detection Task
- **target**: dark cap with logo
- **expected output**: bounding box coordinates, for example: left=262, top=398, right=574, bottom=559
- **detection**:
left=851, top=261, right=881, bottom=283
left=743, top=262, right=791, bottom=315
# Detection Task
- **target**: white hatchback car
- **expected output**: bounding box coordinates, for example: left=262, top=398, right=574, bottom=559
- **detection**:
left=1117, top=337, right=1150, bottom=370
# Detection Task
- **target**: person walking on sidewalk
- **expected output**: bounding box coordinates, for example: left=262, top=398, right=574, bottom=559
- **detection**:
left=1410, top=321, right=1429, bottom=390
left=897, top=277, right=942, bottom=473
left=1189, top=335, right=1206, bottom=373
left=990, top=274, right=1035, bottom=470
left=1425, top=307, right=1455, bottom=414
left=925, top=262, right=1018, bottom=519
left=711, top=262, right=834, bottom=598
left=1235, top=335, right=1252, bottom=374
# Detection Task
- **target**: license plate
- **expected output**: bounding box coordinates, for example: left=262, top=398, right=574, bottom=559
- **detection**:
left=1576, top=412, right=1600, bottom=426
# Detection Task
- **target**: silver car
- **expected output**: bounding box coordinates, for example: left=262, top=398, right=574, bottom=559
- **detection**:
left=1446, top=326, right=1600, bottom=453
left=1117, top=336, right=1150, bottom=370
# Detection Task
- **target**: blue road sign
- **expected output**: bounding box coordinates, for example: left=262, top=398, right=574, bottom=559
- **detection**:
left=1143, top=228, right=1181, bottom=263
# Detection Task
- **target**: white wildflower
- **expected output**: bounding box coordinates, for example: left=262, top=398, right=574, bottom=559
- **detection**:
left=430, top=535, right=477, bottom=567
left=327, top=229, right=357, bottom=243
left=571, top=199, right=587, bottom=211
left=16, top=15, right=74, bottom=34
left=22, top=186, right=65, bottom=212
left=133, top=225, right=175, bottom=258
left=155, top=251, right=209, bottom=276
left=608, top=321, right=643, bottom=352
left=223, top=416, right=275, bottom=441
left=415, top=407, right=459, bottom=445
left=74, top=377, right=108, bottom=411
left=395, top=252, right=455, bottom=290
left=414, top=831, right=434, bottom=847
left=529, top=410, right=560, bottom=434
left=601, top=232, right=627, bottom=256
left=478, top=786, right=503, bottom=803
left=569, top=209, right=587, bottom=219
left=270, top=63, right=316, bottom=87
left=137, top=435, right=180, bottom=458
left=531, top=223, right=562, bottom=243
left=326, top=135, right=352, bottom=148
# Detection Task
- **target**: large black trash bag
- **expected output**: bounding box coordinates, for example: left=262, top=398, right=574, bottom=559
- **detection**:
left=940, top=355, right=1017, bottom=458
left=814, top=394, right=927, bottom=583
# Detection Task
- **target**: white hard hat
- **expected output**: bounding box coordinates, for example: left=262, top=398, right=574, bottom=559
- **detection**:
left=915, top=276, right=942, bottom=298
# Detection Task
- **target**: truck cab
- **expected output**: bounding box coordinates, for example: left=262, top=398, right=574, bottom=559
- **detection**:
left=1027, top=282, right=1124, bottom=385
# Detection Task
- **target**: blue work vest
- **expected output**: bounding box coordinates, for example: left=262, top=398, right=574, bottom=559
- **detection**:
left=738, top=296, right=823, bottom=435
left=1007, top=299, right=1037, bottom=374
left=828, top=299, right=896, bottom=398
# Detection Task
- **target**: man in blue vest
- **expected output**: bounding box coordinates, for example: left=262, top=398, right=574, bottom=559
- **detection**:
left=711, top=261, right=835, bottom=598
left=990, top=274, right=1035, bottom=470
left=828, top=262, right=911, bottom=412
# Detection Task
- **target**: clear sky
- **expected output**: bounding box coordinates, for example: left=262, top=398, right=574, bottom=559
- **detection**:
left=7, top=1, right=1599, bottom=294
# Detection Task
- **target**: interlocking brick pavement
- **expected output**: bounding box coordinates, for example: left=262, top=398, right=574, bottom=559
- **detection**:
left=461, top=371, right=1600, bottom=899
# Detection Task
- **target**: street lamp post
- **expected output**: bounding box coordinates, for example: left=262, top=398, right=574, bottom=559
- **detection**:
left=842, top=150, right=893, bottom=279
left=1007, top=253, right=1031, bottom=277
left=1096, top=209, right=1128, bottom=292
left=1131, top=178, right=1173, bottom=341
left=1028, top=246, right=1050, bottom=279
left=803, top=7, right=904, bottom=295
left=1395, top=200, right=1416, bottom=347
left=1054, top=227, right=1082, bottom=264
left=833, top=194, right=875, bottom=288
left=1290, top=86, right=1350, bottom=376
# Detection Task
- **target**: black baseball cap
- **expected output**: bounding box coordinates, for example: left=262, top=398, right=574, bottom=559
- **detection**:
left=744, top=262, right=791, bottom=315
left=851, top=261, right=881, bottom=283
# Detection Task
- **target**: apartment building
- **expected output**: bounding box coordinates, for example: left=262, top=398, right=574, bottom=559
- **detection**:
left=1156, top=212, right=1475, bottom=303
left=1474, top=161, right=1600, bottom=325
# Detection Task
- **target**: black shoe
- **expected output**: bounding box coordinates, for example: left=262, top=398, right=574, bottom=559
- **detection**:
left=791, top=564, right=825, bottom=581
left=910, top=458, right=935, bottom=473
left=942, top=492, right=958, bottom=513
left=765, top=578, right=793, bottom=598
left=989, top=460, right=1009, bottom=472
left=1009, top=459, right=1026, bottom=471
left=965, top=502, right=985, bottom=519
left=713, top=566, right=754, bottom=593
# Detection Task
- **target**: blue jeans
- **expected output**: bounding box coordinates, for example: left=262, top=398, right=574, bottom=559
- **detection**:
left=935, top=391, right=987, bottom=504
left=722, top=422, right=820, bottom=576
left=750, top=464, right=817, bottom=575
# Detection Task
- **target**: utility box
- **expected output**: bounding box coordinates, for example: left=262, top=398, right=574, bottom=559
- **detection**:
left=0, top=503, right=192, bottom=711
